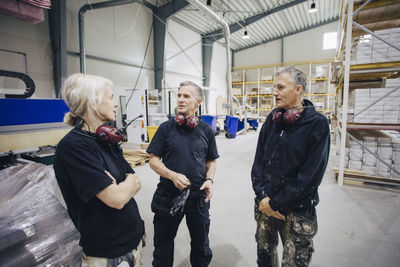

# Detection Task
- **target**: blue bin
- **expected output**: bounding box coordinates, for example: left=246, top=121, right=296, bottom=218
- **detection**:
left=201, top=115, right=217, bottom=134
left=225, top=116, right=239, bottom=139
left=247, top=119, right=258, bottom=130
left=224, top=115, right=230, bottom=131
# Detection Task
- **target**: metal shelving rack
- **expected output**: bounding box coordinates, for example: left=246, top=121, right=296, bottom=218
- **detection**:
left=335, top=0, right=400, bottom=186
left=232, top=60, right=334, bottom=119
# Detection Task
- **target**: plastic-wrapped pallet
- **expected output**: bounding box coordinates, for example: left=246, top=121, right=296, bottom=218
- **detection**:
left=0, top=163, right=81, bottom=266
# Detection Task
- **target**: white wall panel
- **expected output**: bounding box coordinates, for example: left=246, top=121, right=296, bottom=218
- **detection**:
left=284, top=22, right=337, bottom=62
left=164, top=19, right=202, bottom=89
left=234, top=22, right=338, bottom=66
left=234, top=39, right=282, bottom=67
left=208, top=42, right=228, bottom=115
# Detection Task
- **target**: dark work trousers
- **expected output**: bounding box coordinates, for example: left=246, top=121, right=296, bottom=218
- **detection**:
left=152, top=196, right=212, bottom=267
left=254, top=198, right=318, bottom=267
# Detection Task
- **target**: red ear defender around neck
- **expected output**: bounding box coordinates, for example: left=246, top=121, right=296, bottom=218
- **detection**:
left=174, top=114, right=199, bottom=128
left=186, top=116, right=199, bottom=128
left=272, top=109, right=284, bottom=124
left=96, top=124, right=126, bottom=144
left=175, top=114, right=186, bottom=126
left=283, top=108, right=301, bottom=124
left=272, top=108, right=302, bottom=124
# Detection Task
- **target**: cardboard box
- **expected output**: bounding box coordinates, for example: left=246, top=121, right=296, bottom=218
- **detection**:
left=388, top=47, right=400, bottom=57
left=386, top=79, right=400, bottom=86
left=232, top=72, right=244, bottom=82
left=363, top=153, right=377, bottom=167
left=378, top=145, right=392, bottom=159
left=357, top=53, right=372, bottom=60
left=362, top=165, right=376, bottom=175
left=356, top=59, right=372, bottom=64
left=377, top=159, right=392, bottom=172
left=392, top=164, right=400, bottom=178
left=233, top=88, right=242, bottom=95
left=349, top=160, right=362, bottom=170
left=375, top=29, right=391, bottom=35
left=390, top=28, right=400, bottom=34
left=382, top=118, right=398, bottom=124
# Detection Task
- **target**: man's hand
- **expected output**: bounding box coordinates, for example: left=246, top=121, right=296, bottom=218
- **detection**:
left=172, top=173, right=191, bottom=190
left=258, top=197, right=285, bottom=220
left=200, top=180, right=213, bottom=203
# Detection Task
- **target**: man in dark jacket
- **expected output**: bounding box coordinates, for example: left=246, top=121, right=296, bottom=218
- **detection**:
left=251, top=66, right=330, bottom=267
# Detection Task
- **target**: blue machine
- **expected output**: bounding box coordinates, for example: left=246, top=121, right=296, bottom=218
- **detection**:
left=0, top=99, right=69, bottom=128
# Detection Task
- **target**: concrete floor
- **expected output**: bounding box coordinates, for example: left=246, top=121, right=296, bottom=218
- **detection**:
left=133, top=130, right=400, bottom=267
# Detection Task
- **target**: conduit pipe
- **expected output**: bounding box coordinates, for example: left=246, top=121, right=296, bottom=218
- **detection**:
left=186, top=0, right=234, bottom=116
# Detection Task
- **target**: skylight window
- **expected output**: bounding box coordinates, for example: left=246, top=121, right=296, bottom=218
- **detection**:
left=323, top=32, right=337, bottom=50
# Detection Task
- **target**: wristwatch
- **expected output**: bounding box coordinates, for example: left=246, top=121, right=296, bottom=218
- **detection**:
left=206, top=178, right=214, bottom=184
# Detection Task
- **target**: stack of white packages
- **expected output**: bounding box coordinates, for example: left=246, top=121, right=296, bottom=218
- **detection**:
left=376, top=137, right=393, bottom=177
left=362, top=137, right=378, bottom=175
left=349, top=140, right=363, bottom=171
left=353, top=27, right=400, bottom=64
left=351, top=78, right=400, bottom=124
left=345, top=135, right=400, bottom=178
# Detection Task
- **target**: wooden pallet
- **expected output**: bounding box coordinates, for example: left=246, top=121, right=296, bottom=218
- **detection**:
left=123, top=148, right=150, bottom=168
left=333, top=167, right=400, bottom=186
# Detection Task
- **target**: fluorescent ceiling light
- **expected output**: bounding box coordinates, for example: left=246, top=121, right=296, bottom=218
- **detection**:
left=308, top=2, right=318, bottom=13
left=242, top=30, right=250, bottom=39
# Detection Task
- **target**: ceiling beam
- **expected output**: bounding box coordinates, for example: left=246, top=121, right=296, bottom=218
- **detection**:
left=234, top=16, right=339, bottom=53
left=203, top=0, right=308, bottom=41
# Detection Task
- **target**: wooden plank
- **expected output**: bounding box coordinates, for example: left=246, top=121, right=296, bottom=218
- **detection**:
left=140, top=143, right=149, bottom=149
left=333, top=167, right=400, bottom=185
left=0, top=128, right=71, bottom=152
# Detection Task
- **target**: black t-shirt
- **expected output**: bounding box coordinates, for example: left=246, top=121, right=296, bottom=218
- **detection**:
left=146, top=119, right=219, bottom=197
left=53, top=127, right=145, bottom=258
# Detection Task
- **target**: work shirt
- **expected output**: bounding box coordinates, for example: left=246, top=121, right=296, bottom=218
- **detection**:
left=147, top=118, right=219, bottom=199
left=53, top=127, right=145, bottom=258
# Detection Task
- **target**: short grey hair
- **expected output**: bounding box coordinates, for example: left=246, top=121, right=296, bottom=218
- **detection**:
left=275, top=66, right=307, bottom=93
left=179, top=81, right=203, bottom=100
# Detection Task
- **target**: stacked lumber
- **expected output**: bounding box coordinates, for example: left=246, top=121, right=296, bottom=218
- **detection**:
left=123, top=148, right=150, bottom=168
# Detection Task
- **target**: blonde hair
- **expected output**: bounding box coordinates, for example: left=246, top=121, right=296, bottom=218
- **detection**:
left=61, top=73, right=113, bottom=126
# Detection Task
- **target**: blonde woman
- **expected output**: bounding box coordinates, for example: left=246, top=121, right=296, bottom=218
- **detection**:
left=53, top=73, right=145, bottom=266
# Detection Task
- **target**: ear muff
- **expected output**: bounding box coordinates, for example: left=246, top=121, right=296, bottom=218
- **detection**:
left=96, top=124, right=126, bottom=144
left=175, top=114, right=199, bottom=128
left=272, top=108, right=301, bottom=124
left=283, top=108, right=301, bottom=124
left=186, top=116, right=199, bottom=128
left=175, top=114, right=186, bottom=126
left=272, top=109, right=284, bottom=124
